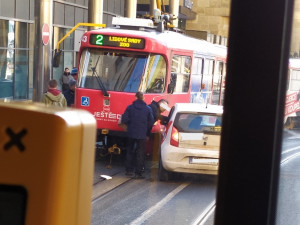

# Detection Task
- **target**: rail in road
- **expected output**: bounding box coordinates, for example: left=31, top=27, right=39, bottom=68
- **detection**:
left=92, top=157, right=217, bottom=225
left=91, top=129, right=300, bottom=225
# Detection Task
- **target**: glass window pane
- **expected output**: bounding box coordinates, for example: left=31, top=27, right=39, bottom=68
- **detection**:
left=16, top=0, right=30, bottom=20
left=0, top=1, right=15, bottom=18
left=171, top=55, right=191, bottom=93
left=14, top=50, right=28, bottom=99
left=0, top=20, right=9, bottom=47
left=28, top=24, right=34, bottom=99
left=0, top=49, right=13, bottom=98
left=78, top=49, right=148, bottom=92
left=212, top=62, right=223, bottom=105
left=201, top=59, right=214, bottom=103
left=15, top=22, right=28, bottom=49
left=63, top=29, right=74, bottom=51
left=191, top=57, right=203, bottom=103
left=145, top=55, right=166, bottom=93
left=65, top=5, right=75, bottom=27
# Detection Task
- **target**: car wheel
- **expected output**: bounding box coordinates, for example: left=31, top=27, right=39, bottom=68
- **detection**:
left=158, top=157, right=170, bottom=181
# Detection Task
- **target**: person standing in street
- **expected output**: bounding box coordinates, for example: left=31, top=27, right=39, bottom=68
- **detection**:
left=121, top=91, right=154, bottom=179
left=148, top=99, right=170, bottom=125
left=61, top=67, right=72, bottom=91
left=42, top=79, right=67, bottom=107
left=63, top=79, right=76, bottom=107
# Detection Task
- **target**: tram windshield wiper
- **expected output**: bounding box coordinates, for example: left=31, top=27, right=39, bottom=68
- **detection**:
left=91, top=56, right=109, bottom=97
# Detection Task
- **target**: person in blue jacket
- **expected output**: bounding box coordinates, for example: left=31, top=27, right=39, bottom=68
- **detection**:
left=121, top=91, right=154, bottom=179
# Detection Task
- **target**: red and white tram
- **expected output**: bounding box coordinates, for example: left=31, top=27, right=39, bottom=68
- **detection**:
left=74, top=17, right=227, bottom=156
left=285, top=58, right=300, bottom=129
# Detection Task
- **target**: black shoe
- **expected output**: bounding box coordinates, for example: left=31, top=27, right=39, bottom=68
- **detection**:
left=134, top=174, right=145, bottom=179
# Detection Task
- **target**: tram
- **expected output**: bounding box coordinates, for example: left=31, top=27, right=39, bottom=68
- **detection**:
left=74, top=17, right=227, bottom=156
left=284, top=58, right=300, bottom=129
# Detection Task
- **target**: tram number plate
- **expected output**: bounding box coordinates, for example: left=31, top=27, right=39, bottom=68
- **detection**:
left=189, top=157, right=219, bottom=165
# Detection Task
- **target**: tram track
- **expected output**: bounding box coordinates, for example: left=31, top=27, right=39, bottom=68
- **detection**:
left=92, top=176, right=133, bottom=204
left=191, top=143, right=300, bottom=225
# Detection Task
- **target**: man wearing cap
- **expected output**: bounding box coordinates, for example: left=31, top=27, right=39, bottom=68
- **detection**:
left=70, top=67, right=78, bottom=80
left=63, top=79, right=76, bottom=107
left=121, top=91, right=154, bottom=179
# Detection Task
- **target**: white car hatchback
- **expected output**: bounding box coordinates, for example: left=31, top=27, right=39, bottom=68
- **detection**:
left=158, top=103, right=223, bottom=181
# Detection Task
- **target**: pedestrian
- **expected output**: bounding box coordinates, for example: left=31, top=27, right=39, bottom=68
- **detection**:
left=148, top=99, right=170, bottom=126
left=63, top=79, right=76, bottom=107
left=61, top=67, right=73, bottom=91
left=42, top=79, right=67, bottom=107
left=70, top=67, right=78, bottom=81
left=121, top=91, right=154, bottom=179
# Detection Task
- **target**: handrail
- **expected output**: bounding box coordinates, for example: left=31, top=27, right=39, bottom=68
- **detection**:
left=55, top=22, right=106, bottom=50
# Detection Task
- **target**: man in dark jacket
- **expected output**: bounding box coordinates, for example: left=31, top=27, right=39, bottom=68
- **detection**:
left=148, top=99, right=170, bottom=126
left=121, top=91, right=154, bottom=179
left=63, top=79, right=76, bottom=107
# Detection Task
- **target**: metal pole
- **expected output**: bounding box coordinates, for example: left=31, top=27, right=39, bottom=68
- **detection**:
left=150, top=0, right=158, bottom=16
left=169, top=0, right=179, bottom=28
left=125, top=0, right=137, bottom=18
left=88, top=0, right=103, bottom=31
left=33, top=0, right=53, bottom=102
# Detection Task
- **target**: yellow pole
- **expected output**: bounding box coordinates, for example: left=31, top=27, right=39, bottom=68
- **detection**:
left=55, top=23, right=106, bottom=50
left=156, top=0, right=161, bottom=11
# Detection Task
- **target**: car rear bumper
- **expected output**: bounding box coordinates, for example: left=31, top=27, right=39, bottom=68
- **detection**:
left=161, top=147, right=219, bottom=175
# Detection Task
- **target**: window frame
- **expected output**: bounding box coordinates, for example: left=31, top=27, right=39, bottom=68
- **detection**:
left=214, top=0, right=295, bottom=225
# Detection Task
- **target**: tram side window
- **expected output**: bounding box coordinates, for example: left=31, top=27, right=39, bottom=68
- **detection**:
left=144, top=55, right=167, bottom=93
left=170, top=55, right=191, bottom=93
left=212, top=61, right=224, bottom=105
left=289, top=70, right=300, bottom=91
left=190, top=57, right=204, bottom=103
left=202, top=59, right=215, bottom=103
left=221, top=63, right=227, bottom=105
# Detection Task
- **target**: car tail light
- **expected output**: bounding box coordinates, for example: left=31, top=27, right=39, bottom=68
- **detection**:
left=170, top=126, right=179, bottom=147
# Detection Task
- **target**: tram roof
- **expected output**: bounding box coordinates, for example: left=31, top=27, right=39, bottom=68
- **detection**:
left=89, top=27, right=227, bottom=58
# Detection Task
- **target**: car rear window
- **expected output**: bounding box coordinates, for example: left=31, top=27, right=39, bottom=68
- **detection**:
left=174, top=113, right=222, bottom=134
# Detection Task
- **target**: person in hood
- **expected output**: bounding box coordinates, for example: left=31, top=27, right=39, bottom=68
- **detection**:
left=121, top=91, right=154, bottom=179
left=42, top=79, right=67, bottom=107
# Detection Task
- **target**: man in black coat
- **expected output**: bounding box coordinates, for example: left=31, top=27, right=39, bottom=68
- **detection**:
left=148, top=99, right=170, bottom=126
left=62, top=79, right=76, bottom=107
left=121, top=92, right=154, bottom=178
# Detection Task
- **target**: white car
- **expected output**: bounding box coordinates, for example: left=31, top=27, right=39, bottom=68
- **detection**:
left=158, top=103, right=223, bottom=181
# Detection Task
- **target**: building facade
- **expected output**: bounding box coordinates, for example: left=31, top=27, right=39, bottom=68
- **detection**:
left=0, top=0, right=124, bottom=100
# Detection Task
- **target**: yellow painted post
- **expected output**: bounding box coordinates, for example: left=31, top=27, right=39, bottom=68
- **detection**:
left=55, top=23, right=106, bottom=51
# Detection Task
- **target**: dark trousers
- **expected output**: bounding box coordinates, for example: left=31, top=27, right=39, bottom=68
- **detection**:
left=125, top=138, right=146, bottom=175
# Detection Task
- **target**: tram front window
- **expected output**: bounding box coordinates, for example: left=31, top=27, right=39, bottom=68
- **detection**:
left=78, top=49, right=166, bottom=93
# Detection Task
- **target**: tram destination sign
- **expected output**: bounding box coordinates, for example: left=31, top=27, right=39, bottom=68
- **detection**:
left=89, top=34, right=145, bottom=49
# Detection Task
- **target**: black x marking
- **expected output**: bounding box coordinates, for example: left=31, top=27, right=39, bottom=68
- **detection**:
left=4, top=128, right=27, bottom=152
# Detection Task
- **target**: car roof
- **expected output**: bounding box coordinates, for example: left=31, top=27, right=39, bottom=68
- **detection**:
left=173, top=103, right=223, bottom=114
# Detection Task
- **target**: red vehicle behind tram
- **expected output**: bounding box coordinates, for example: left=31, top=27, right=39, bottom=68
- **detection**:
left=284, top=58, right=300, bottom=129
left=74, top=17, right=227, bottom=156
